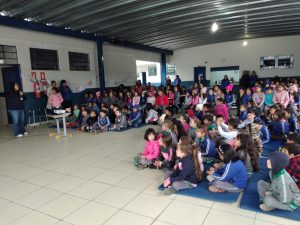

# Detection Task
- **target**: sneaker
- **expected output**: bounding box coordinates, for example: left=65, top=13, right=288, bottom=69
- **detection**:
left=259, top=204, right=275, bottom=211
left=16, top=134, right=23, bottom=138
left=23, top=132, right=28, bottom=136
left=164, top=187, right=177, bottom=195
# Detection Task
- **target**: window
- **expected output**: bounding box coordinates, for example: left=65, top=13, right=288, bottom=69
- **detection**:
left=278, top=55, right=293, bottom=69
left=0, top=45, right=18, bottom=64
left=166, top=64, right=176, bottom=75
left=30, top=48, right=59, bottom=70
left=68, top=52, right=90, bottom=71
left=260, top=56, right=275, bottom=69
left=148, top=65, right=157, bottom=76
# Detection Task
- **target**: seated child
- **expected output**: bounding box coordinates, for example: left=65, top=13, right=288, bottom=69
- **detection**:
left=134, top=128, right=159, bottom=168
left=256, top=120, right=270, bottom=144
left=270, top=109, right=289, bottom=139
left=96, top=110, right=111, bottom=132
left=285, top=109, right=298, bottom=133
left=204, top=114, right=216, bottom=136
left=239, top=104, right=248, bottom=122
left=92, top=102, right=100, bottom=114
left=215, top=98, right=229, bottom=123
left=247, top=123, right=263, bottom=156
left=128, top=106, right=142, bottom=127
left=179, top=114, right=190, bottom=135
left=257, top=151, right=300, bottom=211
left=216, top=117, right=239, bottom=143
left=162, top=119, right=178, bottom=145
left=111, top=108, right=127, bottom=131
left=145, top=103, right=158, bottom=124
left=196, top=125, right=217, bottom=160
left=207, top=144, right=248, bottom=193
left=224, top=86, right=235, bottom=108
left=80, top=109, right=90, bottom=131
left=187, top=118, right=201, bottom=144
left=234, top=132, right=259, bottom=177
left=282, top=143, right=300, bottom=190
left=153, top=132, right=176, bottom=171
left=163, top=143, right=202, bottom=195
left=238, top=109, right=256, bottom=129
left=86, top=110, right=98, bottom=132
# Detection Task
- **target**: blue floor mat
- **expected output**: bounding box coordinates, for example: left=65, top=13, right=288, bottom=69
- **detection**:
left=240, top=172, right=300, bottom=221
left=158, top=180, right=240, bottom=203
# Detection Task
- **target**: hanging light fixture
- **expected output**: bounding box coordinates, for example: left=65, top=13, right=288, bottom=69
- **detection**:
left=211, top=21, right=218, bottom=32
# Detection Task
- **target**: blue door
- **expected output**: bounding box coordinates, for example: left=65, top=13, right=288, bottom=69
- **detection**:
left=142, top=72, right=147, bottom=86
left=194, top=67, right=206, bottom=86
left=2, top=65, right=22, bottom=124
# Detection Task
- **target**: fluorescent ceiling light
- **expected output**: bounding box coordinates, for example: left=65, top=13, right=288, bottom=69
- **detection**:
left=211, top=21, right=218, bottom=32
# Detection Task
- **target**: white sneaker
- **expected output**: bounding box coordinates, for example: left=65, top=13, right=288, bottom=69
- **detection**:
left=23, top=132, right=28, bottom=136
left=16, top=134, right=23, bottom=138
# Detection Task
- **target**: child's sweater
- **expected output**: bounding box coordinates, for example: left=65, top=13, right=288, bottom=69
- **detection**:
left=157, top=145, right=176, bottom=170
left=212, top=160, right=248, bottom=189
left=271, top=120, right=289, bottom=136
left=143, top=140, right=160, bottom=161
left=98, top=116, right=111, bottom=128
left=288, top=116, right=298, bottom=133
left=269, top=169, right=300, bottom=210
left=129, top=110, right=142, bottom=122
left=169, top=155, right=198, bottom=184
left=239, top=110, right=248, bottom=121
left=199, top=135, right=216, bottom=157
left=181, top=122, right=190, bottom=135
left=145, top=109, right=158, bottom=124
left=224, top=93, right=234, bottom=105
left=217, top=123, right=238, bottom=141
left=87, top=116, right=98, bottom=126
left=115, top=114, right=127, bottom=129
left=215, top=104, right=229, bottom=123
left=260, top=124, right=270, bottom=144
left=286, top=155, right=300, bottom=190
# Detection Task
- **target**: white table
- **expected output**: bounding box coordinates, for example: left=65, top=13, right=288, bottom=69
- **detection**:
left=48, top=113, right=71, bottom=137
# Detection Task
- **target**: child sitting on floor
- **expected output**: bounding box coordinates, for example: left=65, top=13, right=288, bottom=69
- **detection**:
left=256, top=120, right=270, bottom=144
left=239, top=104, right=248, bottom=122
left=270, top=109, right=289, bottom=140
left=234, top=132, right=259, bottom=178
left=128, top=106, right=142, bottom=127
left=257, top=151, right=300, bottom=211
left=96, top=110, right=111, bottom=132
left=153, top=132, right=176, bottom=171
left=111, top=108, right=127, bottom=131
left=187, top=117, right=201, bottom=144
left=282, top=143, right=300, bottom=190
left=134, top=128, right=160, bottom=169
left=196, top=125, right=217, bottom=160
left=207, top=144, right=248, bottom=193
left=86, top=110, right=98, bottom=132
left=162, top=120, right=178, bottom=145
left=163, top=143, right=202, bottom=195
left=179, top=114, right=190, bottom=135
left=216, top=117, right=239, bottom=144
left=215, top=98, right=229, bottom=123
left=145, top=103, right=158, bottom=124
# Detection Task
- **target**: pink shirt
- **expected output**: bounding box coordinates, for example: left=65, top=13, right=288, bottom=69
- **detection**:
left=143, top=140, right=160, bottom=160
left=48, top=93, right=63, bottom=108
left=215, top=103, right=229, bottom=123
left=273, top=90, right=289, bottom=108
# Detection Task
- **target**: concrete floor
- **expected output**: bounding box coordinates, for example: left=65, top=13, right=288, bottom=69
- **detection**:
left=0, top=125, right=297, bottom=225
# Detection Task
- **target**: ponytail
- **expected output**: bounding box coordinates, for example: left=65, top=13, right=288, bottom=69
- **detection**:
left=192, top=144, right=202, bottom=181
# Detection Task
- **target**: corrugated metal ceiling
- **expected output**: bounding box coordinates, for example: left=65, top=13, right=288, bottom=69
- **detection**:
left=0, top=0, right=299, bottom=50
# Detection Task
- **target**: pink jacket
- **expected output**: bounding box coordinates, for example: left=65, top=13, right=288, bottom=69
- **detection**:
left=48, top=93, right=63, bottom=108
left=143, top=140, right=160, bottom=160
left=273, top=90, right=289, bottom=108
left=215, top=103, right=229, bottom=123
left=189, top=95, right=200, bottom=106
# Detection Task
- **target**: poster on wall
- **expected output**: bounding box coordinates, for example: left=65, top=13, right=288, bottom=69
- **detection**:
left=166, top=64, right=176, bottom=75
left=148, top=65, right=157, bottom=76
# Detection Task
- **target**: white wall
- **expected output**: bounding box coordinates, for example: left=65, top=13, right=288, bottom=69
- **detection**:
left=0, top=25, right=98, bottom=92
left=169, top=35, right=300, bottom=82
left=103, top=44, right=161, bottom=87
left=136, top=63, right=161, bottom=84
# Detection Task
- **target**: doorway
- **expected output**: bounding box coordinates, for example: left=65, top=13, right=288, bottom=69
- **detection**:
left=194, top=66, right=206, bottom=85
left=0, top=64, right=22, bottom=125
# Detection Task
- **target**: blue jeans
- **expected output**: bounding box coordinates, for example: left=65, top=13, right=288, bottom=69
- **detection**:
left=8, top=110, right=25, bottom=136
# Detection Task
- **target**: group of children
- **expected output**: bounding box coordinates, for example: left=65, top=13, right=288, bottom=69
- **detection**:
left=130, top=78, right=300, bottom=213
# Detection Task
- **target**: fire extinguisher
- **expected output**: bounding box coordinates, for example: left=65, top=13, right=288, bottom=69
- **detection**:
left=40, top=72, right=47, bottom=95
left=31, top=72, right=41, bottom=99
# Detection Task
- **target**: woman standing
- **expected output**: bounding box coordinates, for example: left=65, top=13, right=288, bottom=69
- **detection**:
left=59, top=80, right=73, bottom=109
left=5, top=82, right=27, bottom=137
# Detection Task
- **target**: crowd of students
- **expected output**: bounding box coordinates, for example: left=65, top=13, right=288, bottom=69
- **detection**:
left=46, top=75, right=300, bottom=212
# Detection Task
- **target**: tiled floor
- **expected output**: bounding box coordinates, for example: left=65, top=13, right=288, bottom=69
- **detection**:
left=0, top=125, right=298, bottom=225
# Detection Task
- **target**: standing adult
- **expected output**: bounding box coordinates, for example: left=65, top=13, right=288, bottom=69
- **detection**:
left=240, top=71, right=250, bottom=89
left=173, top=75, right=181, bottom=86
left=166, top=76, right=172, bottom=87
left=5, top=82, right=27, bottom=137
left=59, top=80, right=73, bottom=109
left=46, top=80, right=56, bottom=110
left=249, top=71, right=258, bottom=88
left=221, top=75, right=230, bottom=90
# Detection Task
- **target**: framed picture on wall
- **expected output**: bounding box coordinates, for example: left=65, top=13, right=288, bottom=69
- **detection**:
left=167, top=64, right=176, bottom=75
left=148, top=65, right=157, bottom=76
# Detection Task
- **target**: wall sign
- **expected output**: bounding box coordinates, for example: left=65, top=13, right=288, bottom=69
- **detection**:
left=148, top=65, right=157, bottom=76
